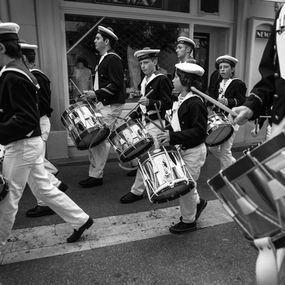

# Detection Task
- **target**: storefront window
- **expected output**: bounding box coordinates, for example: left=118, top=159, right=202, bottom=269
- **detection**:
left=65, top=14, right=188, bottom=103
left=65, top=0, right=190, bottom=13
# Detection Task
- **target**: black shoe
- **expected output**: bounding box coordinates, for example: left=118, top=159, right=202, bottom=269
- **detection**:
left=58, top=182, right=68, bottom=192
left=79, top=177, right=103, bottom=188
left=67, top=217, right=94, bottom=243
left=169, top=221, right=197, bottom=234
left=126, top=169, right=137, bottom=177
left=195, top=199, right=207, bottom=221
left=120, top=192, right=143, bottom=203
left=26, top=205, right=55, bottom=217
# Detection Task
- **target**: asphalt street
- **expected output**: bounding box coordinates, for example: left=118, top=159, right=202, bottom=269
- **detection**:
left=0, top=150, right=258, bottom=285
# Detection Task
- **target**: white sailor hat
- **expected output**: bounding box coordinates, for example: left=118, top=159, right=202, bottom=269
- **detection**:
left=0, top=22, right=20, bottom=42
left=216, top=55, right=238, bottom=67
left=177, top=36, right=196, bottom=48
left=175, top=62, right=205, bottom=77
left=98, top=25, right=118, bottom=41
left=19, top=40, right=38, bottom=50
left=134, top=47, right=160, bottom=61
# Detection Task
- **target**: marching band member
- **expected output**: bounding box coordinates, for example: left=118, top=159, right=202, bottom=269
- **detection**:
left=0, top=22, right=93, bottom=248
left=233, top=3, right=285, bottom=140
left=120, top=47, right=173, bottom=203
left=208, top=55, right=246, bottom=170
left=19, top=41, right=69, bottom=217
left=157, top=62, right=208, bottom=233
left=176, top=35, right=196, bottom=63
left=79, top=25, right=125, bottom=188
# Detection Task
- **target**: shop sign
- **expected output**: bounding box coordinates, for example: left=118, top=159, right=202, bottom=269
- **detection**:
left=256, top=30, right=271, bottom=39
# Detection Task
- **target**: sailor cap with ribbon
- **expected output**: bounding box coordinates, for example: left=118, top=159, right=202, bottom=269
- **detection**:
left=134, top=47, right=160, bottom=61
left=0, top=22, right=20, bottom=42
left=177, top=36, right=196, bottom=48
left=216, top=55, right=238, bottom=67
left=175, top=62, right=205, bottom=77
left=19, top=40, right=38, bottom=56
left=98, top=25, right=118, bottom=41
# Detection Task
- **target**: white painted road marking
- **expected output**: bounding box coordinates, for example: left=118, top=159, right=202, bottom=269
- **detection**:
left=0, top=200, right=232, bottom=265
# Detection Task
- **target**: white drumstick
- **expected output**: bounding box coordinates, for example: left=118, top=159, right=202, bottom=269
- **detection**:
left=191, top=87, right=237, bottom=117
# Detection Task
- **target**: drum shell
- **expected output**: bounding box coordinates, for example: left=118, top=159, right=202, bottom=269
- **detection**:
left=61, top=101, right=110, bottom=150
left=208, top=132, right=285, bottom=240
left=109, top=119, right=153, bottom=162
left=206, top=112, right=234, bottom=146
left=139, top=146, right=195, bottom=204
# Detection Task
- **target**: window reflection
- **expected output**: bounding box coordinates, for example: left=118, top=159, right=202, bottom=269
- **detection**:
left=65, top=15, right=188, bottom=103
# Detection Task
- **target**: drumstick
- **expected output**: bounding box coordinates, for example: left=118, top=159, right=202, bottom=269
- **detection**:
left=191, top=87, right=237, bottom=117
left=154, top=103, right=165, bottom=131
left=124, top=89, right=154, bottom=119
left=144, top=116, right=165, bottom=132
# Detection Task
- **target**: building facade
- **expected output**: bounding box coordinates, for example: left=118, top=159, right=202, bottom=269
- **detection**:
left=0, top=0, right=279, bottom=159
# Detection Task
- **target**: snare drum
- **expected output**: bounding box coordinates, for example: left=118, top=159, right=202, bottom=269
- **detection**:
left=206, top=112, right=234, bottom=146
left=109, top=119, right=153, bottom=162
left=139, top=146, right=195, bottom=204
left=61, top=101, right=110, bottom=150
left=207, top=132, right=285, bottom=242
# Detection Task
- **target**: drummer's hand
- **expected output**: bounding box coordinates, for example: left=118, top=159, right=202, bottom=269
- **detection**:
left=138, top=97, right=149, bottom=106
left=218, top=97, right=228, bottom=106
left=157, top=131, right=170, bottom=145
left=231, top=106, right=253, bottom=125
left=82, top=90, right=97, bottom=101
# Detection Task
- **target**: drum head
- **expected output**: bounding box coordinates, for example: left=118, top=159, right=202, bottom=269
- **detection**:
left=151, top=182, right=194, bottom=204
left=76, top=127, right=110, bottom=150
left=206, top=125, right=234, bottom=146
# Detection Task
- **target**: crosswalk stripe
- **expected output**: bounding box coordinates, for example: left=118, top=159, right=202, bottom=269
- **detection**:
left=0, top=200, right=232, bottom=265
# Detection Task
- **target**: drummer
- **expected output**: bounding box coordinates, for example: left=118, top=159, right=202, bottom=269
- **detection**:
left=78, top=25, right=125, bottom=188
left=233, top=3, right=285, bottom=140
left=157, top=62, right=208, bottom=234
left=207, top=55, right=246, bottom=170
left=120, top=47, right=173, bottom=203
left=176, top=35, right=196, bottom=63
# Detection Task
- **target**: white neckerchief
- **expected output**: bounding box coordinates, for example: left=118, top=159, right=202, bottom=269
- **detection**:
left=276, top=4, right=285, bottom=79
left=94, top=52, right=108, bottom=91
left=171, top=91, right=200, bottom=132
left=218, top=78, right=232, bottom=99
left=140, top=73, right=158, bottom=114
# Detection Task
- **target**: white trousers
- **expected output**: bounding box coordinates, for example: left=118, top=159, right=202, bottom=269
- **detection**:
left=36, top=115, right=60, bottom=206
left=89, top=103, right=124, bottom=178
left=208, top=124, right=239, bottom=170
left=179, top=143, right=207, bottom=223
left=131, top=120, right=166, bottom=196
left=0, top=136, right=89, bottom=248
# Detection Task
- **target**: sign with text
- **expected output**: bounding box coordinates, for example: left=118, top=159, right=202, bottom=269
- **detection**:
left=256, top=30, right=271, bottom=39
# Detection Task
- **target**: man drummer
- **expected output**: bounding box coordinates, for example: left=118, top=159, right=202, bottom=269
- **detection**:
left=176, top=35, right=196, bottom=63
left=19, top=41, right=69, bottom=217
left=207, top=55, right=246, bottom=170
left=79, top=25, right=125, bottom=188
left=233, top=3, right=285, bottom=140
left=0, top=22, right=93, bottom=248
left=120, top=47, right=173, bottom=203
